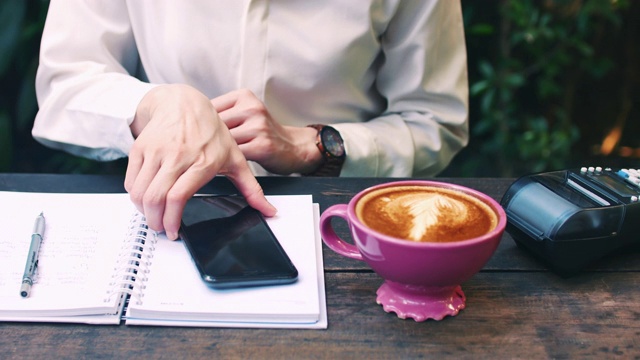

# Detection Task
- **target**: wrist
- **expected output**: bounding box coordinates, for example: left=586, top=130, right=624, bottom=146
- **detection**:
left=131, top=107, right=150, bottom=138
left=300, top=126, right=324, bottom=173
left=131, top=86, right=164, bottom=137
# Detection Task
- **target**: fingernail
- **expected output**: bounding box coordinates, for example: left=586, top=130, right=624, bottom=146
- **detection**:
left=268, top=201, right=278, bottom=216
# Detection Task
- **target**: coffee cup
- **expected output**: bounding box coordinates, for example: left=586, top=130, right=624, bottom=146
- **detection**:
left=319, top=180, right=506, bottom=321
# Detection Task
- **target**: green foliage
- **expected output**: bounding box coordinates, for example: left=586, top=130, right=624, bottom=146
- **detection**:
left=457, top=0, right=628, bottom=177
left=0, top=0, right=126, bottom=174
left=0, top=0, right=50, bottom=173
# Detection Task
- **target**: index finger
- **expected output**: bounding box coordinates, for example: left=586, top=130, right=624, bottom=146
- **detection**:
left=161, top=167, right=219, bottom=240
left=224, top=161, right=277, bottom=218
left=210, top=91, right=240, bottom=113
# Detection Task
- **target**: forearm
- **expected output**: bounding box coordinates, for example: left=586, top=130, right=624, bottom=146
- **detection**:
left=32, top=0, right=154, bottom=161
left=334, top=106, right=468, bottom=178
left=34, top=75, right=156, bottom=160
left=332, top=0, right=469, bottom=177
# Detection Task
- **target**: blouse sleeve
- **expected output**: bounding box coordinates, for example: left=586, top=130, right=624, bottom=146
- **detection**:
left=333, top=0, right=469, bottom=177
left=32, top=0, right=156, bottom=161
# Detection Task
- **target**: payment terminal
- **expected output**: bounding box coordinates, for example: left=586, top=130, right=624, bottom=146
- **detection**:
left=500, top=167, right=640, bottom=276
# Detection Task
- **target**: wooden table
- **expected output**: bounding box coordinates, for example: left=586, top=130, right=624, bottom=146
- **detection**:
left=1, top=174, right=639, bottom=359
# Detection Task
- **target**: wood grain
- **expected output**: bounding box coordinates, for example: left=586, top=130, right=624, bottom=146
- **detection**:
left=3, top=272, right=640, bottom=359
left=1, top=174, right=639, bottom=359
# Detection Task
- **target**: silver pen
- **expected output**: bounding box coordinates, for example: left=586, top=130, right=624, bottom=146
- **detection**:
left=20, top=212, right=46, bottom=298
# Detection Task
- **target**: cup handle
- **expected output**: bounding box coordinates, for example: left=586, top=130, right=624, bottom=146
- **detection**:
left=319, top=204, right=363, bottom=261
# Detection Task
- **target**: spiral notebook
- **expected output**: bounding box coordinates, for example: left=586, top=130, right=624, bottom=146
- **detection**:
left=0, top=191, right=326, bottom=329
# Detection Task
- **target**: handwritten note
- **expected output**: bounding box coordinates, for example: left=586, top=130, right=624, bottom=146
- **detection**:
left=0, top=192, right=138, bottom=317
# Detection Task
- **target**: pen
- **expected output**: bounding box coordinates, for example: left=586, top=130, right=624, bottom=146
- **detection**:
left=20, top=212, right=46, bottom=298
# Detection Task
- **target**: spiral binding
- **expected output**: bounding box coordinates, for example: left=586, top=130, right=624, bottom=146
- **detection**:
left=104, top=212, right=158, bottom=305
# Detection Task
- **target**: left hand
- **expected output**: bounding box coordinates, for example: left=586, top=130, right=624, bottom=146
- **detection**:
left=211, top=89, right=322, bottom=175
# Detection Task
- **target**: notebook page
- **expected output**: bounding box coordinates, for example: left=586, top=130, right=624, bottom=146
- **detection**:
left=124, top=203, right=327, bottom=329
left=0, top=192, right=136, bottom=319
left=126, top=195, right=322, bottom=326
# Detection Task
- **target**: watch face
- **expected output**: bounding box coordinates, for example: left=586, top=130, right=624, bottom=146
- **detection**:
left=321, top=127, right=345, bottom=157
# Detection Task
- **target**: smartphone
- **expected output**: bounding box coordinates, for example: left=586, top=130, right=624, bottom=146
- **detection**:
left=179, top=195, right=298, bottom=289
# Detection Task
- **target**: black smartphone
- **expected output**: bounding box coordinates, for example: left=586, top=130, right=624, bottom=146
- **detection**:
left=179, top=195, right=298, bottom=289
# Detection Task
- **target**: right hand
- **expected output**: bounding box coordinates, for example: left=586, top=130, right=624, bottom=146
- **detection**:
left=124, top=84, right=276, bottom=240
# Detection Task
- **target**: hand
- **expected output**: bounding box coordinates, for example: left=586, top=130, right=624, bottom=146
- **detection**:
left=125, top=84, right=276, bottom=240
left=211, top=89, right=322, bottom=175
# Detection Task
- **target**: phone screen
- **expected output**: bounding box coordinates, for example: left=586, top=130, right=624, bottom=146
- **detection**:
left=179, top=195, right=298, bottom=289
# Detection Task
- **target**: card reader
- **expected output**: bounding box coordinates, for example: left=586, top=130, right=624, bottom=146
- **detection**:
left=500, top=167, right=640, bottom=276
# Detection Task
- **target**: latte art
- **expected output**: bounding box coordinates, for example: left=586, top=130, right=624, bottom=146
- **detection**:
left=356, top=185, right=497, bottom=243
left=390, top=193, right=469, bottom=242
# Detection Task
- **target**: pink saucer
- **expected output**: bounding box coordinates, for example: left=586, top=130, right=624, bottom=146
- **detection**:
left=376, top=281, right=466, bottom=321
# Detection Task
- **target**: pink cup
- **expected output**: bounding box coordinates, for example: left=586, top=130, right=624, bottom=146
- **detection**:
left=320, top=180, right=506, bottom=321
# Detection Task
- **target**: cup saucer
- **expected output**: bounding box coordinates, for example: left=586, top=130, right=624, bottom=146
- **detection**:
left=376, top=281, right=466, bottom=321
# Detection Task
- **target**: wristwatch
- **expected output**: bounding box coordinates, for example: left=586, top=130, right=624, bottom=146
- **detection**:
left=304, top=124, right=345, bottom=177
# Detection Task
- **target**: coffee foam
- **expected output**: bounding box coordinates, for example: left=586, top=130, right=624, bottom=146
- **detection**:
left=356, top=185, right=498, bottom=243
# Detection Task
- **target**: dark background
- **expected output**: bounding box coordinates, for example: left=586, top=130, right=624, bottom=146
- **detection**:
left=1, top=0, right=639, bottom=177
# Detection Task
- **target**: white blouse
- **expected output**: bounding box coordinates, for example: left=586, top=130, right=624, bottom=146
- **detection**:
left=33, top=0, right=469, bottom=177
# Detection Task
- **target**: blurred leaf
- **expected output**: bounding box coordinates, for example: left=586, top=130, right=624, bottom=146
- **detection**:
left=505, top=73, right=525, bottom=87
left=469, top=80, right=490, bottom=96
left=468, top=23, right=495, bottom=35
left=480, top=88, right=495, bottom=113
left=478, top=60, right=494, bottom=78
